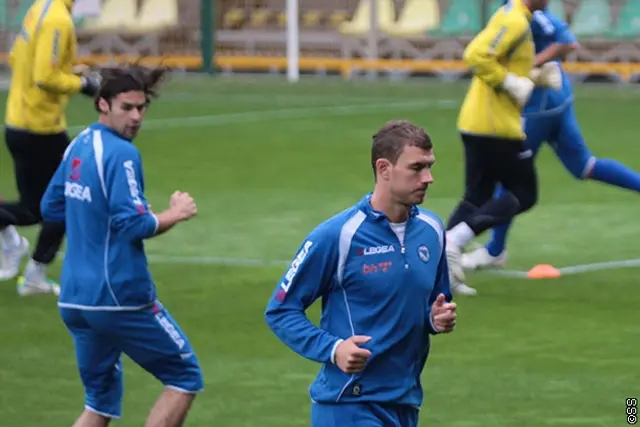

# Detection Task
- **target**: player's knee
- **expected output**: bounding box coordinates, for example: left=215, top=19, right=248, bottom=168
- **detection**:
left=572, top=157, right=596, bottom=180
left=21, top=198, right=43, bottom=224
left=464, top=191, right=491, bottom=209
left=164, top=360, right=205, bottom=394
left=516, top=189, right=537, bottom=213
left=151, top=350, right=205, bottom=394
left=511, top=181, right=538, bottom=214
left=80, top=361, right=123, bottom=420
left=84, top=388, right=123, bottom=420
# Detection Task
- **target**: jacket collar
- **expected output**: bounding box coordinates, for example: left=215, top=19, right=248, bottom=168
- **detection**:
left=357, top=192, right=418, bottom=221
left=91, top=122, right=133, bottom=142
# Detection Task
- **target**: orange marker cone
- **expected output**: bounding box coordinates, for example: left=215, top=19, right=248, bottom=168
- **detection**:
left=527, top=264, right=561, bottom=280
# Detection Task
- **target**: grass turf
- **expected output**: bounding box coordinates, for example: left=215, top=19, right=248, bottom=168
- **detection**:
left=0, top=76, right=638, bottom=426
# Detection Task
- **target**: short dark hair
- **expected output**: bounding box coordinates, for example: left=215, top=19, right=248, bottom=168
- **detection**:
left=371, top=120, right=433, bottom=177
left=94, top=63, right=169, bottom=112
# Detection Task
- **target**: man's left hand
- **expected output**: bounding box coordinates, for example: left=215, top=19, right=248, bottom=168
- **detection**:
left=530, top=62, right=562, bottom=90
left=431, top=293, right=457, bottom=333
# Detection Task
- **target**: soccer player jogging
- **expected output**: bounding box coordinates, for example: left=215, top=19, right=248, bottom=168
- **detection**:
left=0, top=0, right=101, bottom=295
left=462, top=8, right=640, bottom=271
left=444, top=0, right=561, bottom=296
left=265, top=120, right=457, bottom=427
left=40, top=65, right=203, bottom=427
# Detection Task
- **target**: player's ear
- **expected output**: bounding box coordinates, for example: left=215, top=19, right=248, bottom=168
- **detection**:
left=376, top=158, right=392, bottom=181
left=98, top=98, right=110, bottom=114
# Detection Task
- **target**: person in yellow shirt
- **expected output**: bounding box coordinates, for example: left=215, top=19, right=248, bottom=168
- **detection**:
left=443, top=0, right=561, bottom=296
left=0, top=0, right=100, bottom=296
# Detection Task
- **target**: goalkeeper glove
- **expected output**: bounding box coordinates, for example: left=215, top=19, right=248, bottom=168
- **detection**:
left=80, top=72, right=102, bottom=98
left=530, top=62, right=562, bottom=90
left=502, top=73, right=534, bottom=107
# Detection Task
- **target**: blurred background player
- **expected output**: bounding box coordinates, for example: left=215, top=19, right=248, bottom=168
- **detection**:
left=444, top=0, right=560, bottom=296
left=0, top=0, right=100, bottom=295
left=40, top=64, right=203, bottom=427
left=265, top=120, right=456, bottom=427
left=463, top=7, right=640, bottom=272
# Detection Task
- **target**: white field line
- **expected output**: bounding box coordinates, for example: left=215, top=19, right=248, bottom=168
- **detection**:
left=65, top=99, right=457, bottom=134
left=141, top=254, right=640, bottom=278
left=161, top=92, right=429, bottom=104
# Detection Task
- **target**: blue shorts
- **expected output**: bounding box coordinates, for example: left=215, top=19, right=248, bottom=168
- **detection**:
left=60, top=301, right=204, bottom=419
left=311, top=402, right=419, bottom=427
left=523, top=103, right=595, bottom=178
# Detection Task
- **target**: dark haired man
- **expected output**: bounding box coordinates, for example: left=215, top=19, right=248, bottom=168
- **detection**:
left=40, top=65, right=203, bottom=427
left=265, top=120, right=456, bottom=427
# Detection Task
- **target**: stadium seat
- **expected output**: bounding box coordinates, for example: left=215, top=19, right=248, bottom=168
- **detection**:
left=277, top=10, right=323, bottom=29
left=302, top=10, right=323, bottom=29
left=570, top=0, right=612, bottom=38
left=223, top=7, right=245, bottom=29
left=429, top=0, right=482, bottom=36
left=338, top=0, right=395, bottom=36
left=81, top=0, right=137, bottom=33
left=276, top=10, right=286, bottom=27
left=489, top=0, right=564, bottom=19
left=327, top=10, right=349, bottom=28
left=247, top=8, right=272, bottom=28
left=384, top=0, right=440, bottom=38
left=135, top=0, right=178, bottom=32
left=0, top=0, right=9, bottom=30
left=607, top=0, right=640, bottom=39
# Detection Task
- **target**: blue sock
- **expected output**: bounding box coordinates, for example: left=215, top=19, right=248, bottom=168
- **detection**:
left=486, top=220, right=512, bottom=257
left=484, top=185, right=512, bottom=256
left=590, top=158, right=640, bottom=192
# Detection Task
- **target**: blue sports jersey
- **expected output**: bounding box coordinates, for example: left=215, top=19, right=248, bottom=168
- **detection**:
left=264, top=194, right=452, bottom=408
left=525, top=9, right=577, bottom=115
left=41, top=122, right=159, bottom=310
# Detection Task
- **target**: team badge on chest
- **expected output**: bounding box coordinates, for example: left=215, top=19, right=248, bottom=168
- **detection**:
left=417, top=244, right=430, bottom=263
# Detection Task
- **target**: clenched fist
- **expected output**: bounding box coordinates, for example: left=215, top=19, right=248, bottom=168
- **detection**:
left=334, top=335, right=372, bottom=374
left=169, top=191, right=197, bottom=221
left=431, top=293, right=456, bottom=333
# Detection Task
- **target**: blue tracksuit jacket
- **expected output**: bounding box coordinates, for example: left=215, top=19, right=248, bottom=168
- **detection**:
left=264, top=194, right=453, bottom=408
left=524, top=8, right=576, bottom=116
left=41, top=122, right=159, bottom=310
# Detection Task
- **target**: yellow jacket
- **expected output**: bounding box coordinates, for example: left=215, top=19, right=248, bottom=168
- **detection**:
left=457, top=0, right=534, bottom=140
left=6, top=0, right=83, bottom=134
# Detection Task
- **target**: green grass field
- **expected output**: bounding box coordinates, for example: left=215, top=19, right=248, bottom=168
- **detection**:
left=0, top=75, right=639, bottom=426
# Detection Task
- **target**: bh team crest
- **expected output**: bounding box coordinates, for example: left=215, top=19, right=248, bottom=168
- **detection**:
left=417, top=245, right=430, bottom=263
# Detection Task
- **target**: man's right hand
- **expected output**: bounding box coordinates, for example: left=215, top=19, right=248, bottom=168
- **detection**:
left=334, top=335, right=372, bottom=374
left=502, top=73, right=534, bottom=107
left=169, top=191, right=197, bottom=221
left=530, top=62, right=562, bottom=90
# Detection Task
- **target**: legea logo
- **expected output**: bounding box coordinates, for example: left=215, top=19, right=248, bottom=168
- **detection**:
left=357, top=245, right=395, bottom=256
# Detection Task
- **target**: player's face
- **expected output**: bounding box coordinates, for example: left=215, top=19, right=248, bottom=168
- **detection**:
left=108, top=91, right=148, bottom=140
left=389, top=145, right=435, bottom=206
